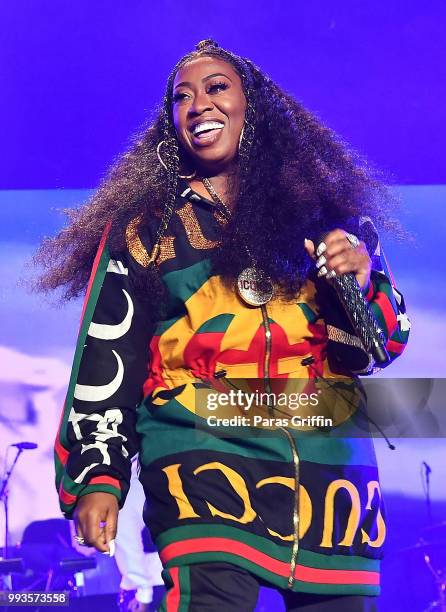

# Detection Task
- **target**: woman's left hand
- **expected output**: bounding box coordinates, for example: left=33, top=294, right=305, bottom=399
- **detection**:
left=304, top=229, right=371, bottom=290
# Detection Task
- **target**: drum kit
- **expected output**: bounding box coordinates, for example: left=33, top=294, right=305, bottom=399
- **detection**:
left=0, top=443, right=97, bottom=610
left=399, top=522, right=446, bottom=612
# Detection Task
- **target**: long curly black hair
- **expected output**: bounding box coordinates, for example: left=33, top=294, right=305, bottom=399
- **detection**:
left=34, top=39, right=398, bottom=322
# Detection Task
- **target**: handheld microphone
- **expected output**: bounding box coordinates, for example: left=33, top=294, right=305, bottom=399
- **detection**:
left=11, top=442, right=38, bottom=450
left=315, top=234, right=390, bottom=366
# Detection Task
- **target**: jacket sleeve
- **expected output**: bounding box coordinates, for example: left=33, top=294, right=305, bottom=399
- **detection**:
left=317, top=217, right=411, bottom=375
left=54, top=223, right=155, bottom=519
left=359, top=216, right=411, bottom=367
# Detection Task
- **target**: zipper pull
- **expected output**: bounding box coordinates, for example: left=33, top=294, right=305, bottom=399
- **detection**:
left=301, top=356, right=315, bottom=367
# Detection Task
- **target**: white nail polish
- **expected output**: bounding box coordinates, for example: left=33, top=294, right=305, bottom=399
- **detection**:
left=326, top=270, right=337, bottom=279
left=316, top=255, right=326, bottom=268
left=102, top=539, right=115, bottom=556
left=108, top=539, right=115, bottom=557
left=316, top=242, right=327, bottom=257
left=317, top=266, right=327, bottom=277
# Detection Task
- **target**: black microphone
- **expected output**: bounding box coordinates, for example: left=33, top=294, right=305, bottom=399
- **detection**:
left=11, top=442, right=38, bottom=450
left=315, top=234, right=390, bottom=366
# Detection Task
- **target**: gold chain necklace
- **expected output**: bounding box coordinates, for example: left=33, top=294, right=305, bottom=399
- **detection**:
left=202, top=177, right=232, bottom=220
left=201, top=177, right=274, bottom=306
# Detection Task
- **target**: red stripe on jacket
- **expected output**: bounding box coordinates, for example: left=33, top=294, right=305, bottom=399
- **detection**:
left=88, top=475, right=121, bottom=489
left=160, top=537, right=379, bottom=586
left=80, top=221, right=112, bottom=326
left=373, top=291, right=398, bottom=337
left=166, top=567, right=181, bottom=611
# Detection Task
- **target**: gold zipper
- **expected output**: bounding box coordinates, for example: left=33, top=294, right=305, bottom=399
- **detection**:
left=260, top=304, right=300, bottom=588
left=260, top=305, right=273, bottom=401
left=279, top=425, right=300, bottom=588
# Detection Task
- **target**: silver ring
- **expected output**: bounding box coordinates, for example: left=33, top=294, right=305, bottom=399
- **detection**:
left=74, top=535, right=86, bottom=546
left=346, top=233, right=360, bottom=249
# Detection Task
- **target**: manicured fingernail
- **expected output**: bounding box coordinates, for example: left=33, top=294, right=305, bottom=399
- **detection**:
left=316, top=255, right=326, bottom=269
left=326, top=270, right=337, bottom=279
left=108, top=539, right=115, bottom=557
left=316, top=242, right=326, bottom=257
left=304, top=238, right=311, bottom=248
left=317, top=266, right=327, bottom=277
left=102, top=539, right=115, bottom=557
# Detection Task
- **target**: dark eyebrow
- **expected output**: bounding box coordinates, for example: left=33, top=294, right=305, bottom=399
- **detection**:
left=204, top=72, right=233, bottom=83
left=174, top=72, right=232, bottom=90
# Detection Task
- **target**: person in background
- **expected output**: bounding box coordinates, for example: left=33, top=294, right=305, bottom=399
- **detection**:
left=115, top=456, right=164, bottom=611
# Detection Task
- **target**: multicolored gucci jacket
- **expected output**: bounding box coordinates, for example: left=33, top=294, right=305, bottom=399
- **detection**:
left=55, top=179, right=410, bottom=596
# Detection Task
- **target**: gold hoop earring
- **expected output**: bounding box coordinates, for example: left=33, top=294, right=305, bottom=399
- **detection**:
left=156, top=140, right=196, bottom=180
left=179, top=170, right=197, bottom=180
left=156, top=141, right=168, bottom=171
left=238, top=125, right=245, bottom=152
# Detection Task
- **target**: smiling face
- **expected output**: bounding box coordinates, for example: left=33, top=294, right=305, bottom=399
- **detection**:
left=172, top=56, right=247, bottom=174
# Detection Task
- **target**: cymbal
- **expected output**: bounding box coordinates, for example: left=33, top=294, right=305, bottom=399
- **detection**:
left=421, top=521, right=446, bottom=536
left=398, top=538, right=446, bottom=554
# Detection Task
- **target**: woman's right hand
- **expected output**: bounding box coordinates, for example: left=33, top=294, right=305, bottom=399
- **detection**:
left=73, top=491, right=119, bottom=554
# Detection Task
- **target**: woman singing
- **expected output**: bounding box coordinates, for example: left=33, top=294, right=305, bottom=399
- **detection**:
left=37, top=40, right=410, bottom=611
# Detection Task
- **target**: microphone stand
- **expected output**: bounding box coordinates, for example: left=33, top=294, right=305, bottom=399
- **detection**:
left=422, top=461, right=433, bottom=525
left=0, top=447, right=24, bottom=591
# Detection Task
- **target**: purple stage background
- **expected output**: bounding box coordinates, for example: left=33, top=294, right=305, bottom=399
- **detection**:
left=1, top=3, right=445, bottom=610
